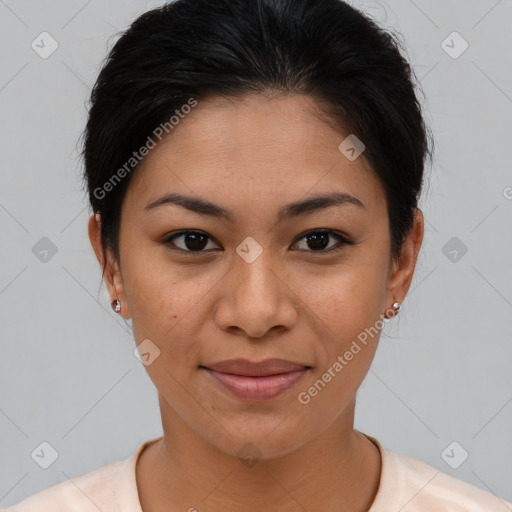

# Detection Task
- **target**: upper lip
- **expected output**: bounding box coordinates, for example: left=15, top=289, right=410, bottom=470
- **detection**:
left=202, top=358, right=310, bottom=377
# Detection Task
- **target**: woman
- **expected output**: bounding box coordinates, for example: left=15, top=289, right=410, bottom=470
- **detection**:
left=5, top=0, right=511, bottom=510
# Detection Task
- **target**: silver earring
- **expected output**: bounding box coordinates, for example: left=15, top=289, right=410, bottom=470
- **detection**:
left=111, top=299, right=121, bottom=313
left=384, top=301, right=401, bottom=320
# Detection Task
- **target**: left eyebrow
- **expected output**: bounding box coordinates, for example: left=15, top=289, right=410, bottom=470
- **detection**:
left=144, top=191, right=365, bottom=223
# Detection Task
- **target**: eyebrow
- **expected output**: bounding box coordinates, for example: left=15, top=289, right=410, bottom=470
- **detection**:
left=144, top=191, right=365, bottom=223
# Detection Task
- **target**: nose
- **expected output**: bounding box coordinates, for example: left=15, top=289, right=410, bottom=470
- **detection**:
left=213, top=251, right=298, bottom=339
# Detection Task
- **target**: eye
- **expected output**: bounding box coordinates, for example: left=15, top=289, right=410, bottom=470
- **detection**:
left=163, top=230, right=220, bottom=252
left=162, top=229, right=354, bottom=254
left=292, top=229, right=354, bottom=253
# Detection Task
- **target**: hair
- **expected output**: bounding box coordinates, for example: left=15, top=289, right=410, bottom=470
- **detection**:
left=80, top=0, right=434, bottom=280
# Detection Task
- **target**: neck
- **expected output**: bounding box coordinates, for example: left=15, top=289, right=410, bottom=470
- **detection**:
left=136, top=398, right=381, bottom=512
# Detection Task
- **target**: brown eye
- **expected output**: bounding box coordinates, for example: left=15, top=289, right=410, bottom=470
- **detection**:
left=163, top=229, right=353, bottom=255
left=164, top=231, right=220, bottom=252
left=293, top=230, right=353, bottom=253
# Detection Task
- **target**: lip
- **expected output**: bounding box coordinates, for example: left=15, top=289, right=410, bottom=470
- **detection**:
left=202, top=358, right=310, bottom=377
left=200, top=358, right=311, bottom=401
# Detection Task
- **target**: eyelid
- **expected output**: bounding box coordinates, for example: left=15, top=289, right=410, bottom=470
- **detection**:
left=291, top=229, right=354, bottom=254
left=163, top=230, right=221, bottom=252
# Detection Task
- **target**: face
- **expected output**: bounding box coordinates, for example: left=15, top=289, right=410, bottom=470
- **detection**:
left=89, top=92, right=423, bottom=459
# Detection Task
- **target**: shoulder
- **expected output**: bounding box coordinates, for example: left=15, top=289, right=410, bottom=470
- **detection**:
left=393, top=450, right=510, bottom=510
left=2, top=458, right=127, bottom=512
left=366, top=435, right=512, bottom=511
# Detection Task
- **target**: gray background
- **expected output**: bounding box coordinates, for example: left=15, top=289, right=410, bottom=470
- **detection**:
left=1, top=0, right=511, bottom=508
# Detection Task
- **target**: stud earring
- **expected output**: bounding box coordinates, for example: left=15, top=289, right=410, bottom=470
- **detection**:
left=111, top=299, right=121, bottom=313
left=384, top=301, right=401, bottom=319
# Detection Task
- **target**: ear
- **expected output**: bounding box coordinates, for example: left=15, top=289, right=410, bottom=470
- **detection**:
left=88, top=213, right=131, bottom=319
left=386, top=208, right=424, bottom=312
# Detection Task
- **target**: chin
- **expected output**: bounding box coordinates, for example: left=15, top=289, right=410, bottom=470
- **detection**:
left=200, top=420, right=311, bottom=462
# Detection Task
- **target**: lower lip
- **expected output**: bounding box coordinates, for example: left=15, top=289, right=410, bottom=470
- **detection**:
left=202, top=367, right=309, bottom=401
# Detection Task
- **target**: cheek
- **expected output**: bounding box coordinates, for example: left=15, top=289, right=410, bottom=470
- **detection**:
left=123, top=250, right=194, bottom=322
left=295, top=268, right=385, bottom=423
left=299, top=255, right=388, bottom=366
left=123, top=254, right=217, bottom=365
left=303, top=257, right=387, bottom=324
left=125, top=265, right=202, bottom=390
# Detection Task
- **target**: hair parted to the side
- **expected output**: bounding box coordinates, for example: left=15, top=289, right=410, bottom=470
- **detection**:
left=79, top=0, right=434, bottom=281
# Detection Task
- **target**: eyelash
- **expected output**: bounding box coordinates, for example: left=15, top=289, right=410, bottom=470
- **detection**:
left=162, top=229, right=354, bottom=255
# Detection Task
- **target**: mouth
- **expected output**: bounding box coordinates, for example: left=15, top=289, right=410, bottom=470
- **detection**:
left=199, top=358, right=311, bottom=401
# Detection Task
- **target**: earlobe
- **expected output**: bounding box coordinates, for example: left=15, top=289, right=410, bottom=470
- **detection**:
left=88, top=212, right=131, bottom=319
left=109, top=266, right=132, bottom=319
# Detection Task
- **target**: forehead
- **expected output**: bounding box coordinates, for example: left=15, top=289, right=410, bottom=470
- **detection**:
left=124, top=92, right=386, bottom=218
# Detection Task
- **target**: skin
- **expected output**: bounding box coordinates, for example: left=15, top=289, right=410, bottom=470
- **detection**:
left=88, top=91, right=424, bottom=512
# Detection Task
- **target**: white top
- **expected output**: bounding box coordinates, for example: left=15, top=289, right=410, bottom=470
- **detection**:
left=3, top=435, right=511, bottom=511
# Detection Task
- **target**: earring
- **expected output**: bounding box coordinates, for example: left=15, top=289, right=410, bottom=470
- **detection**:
left=384, top=301, right=401, bottom=319
left=111, top=299, right=121, bottom=313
